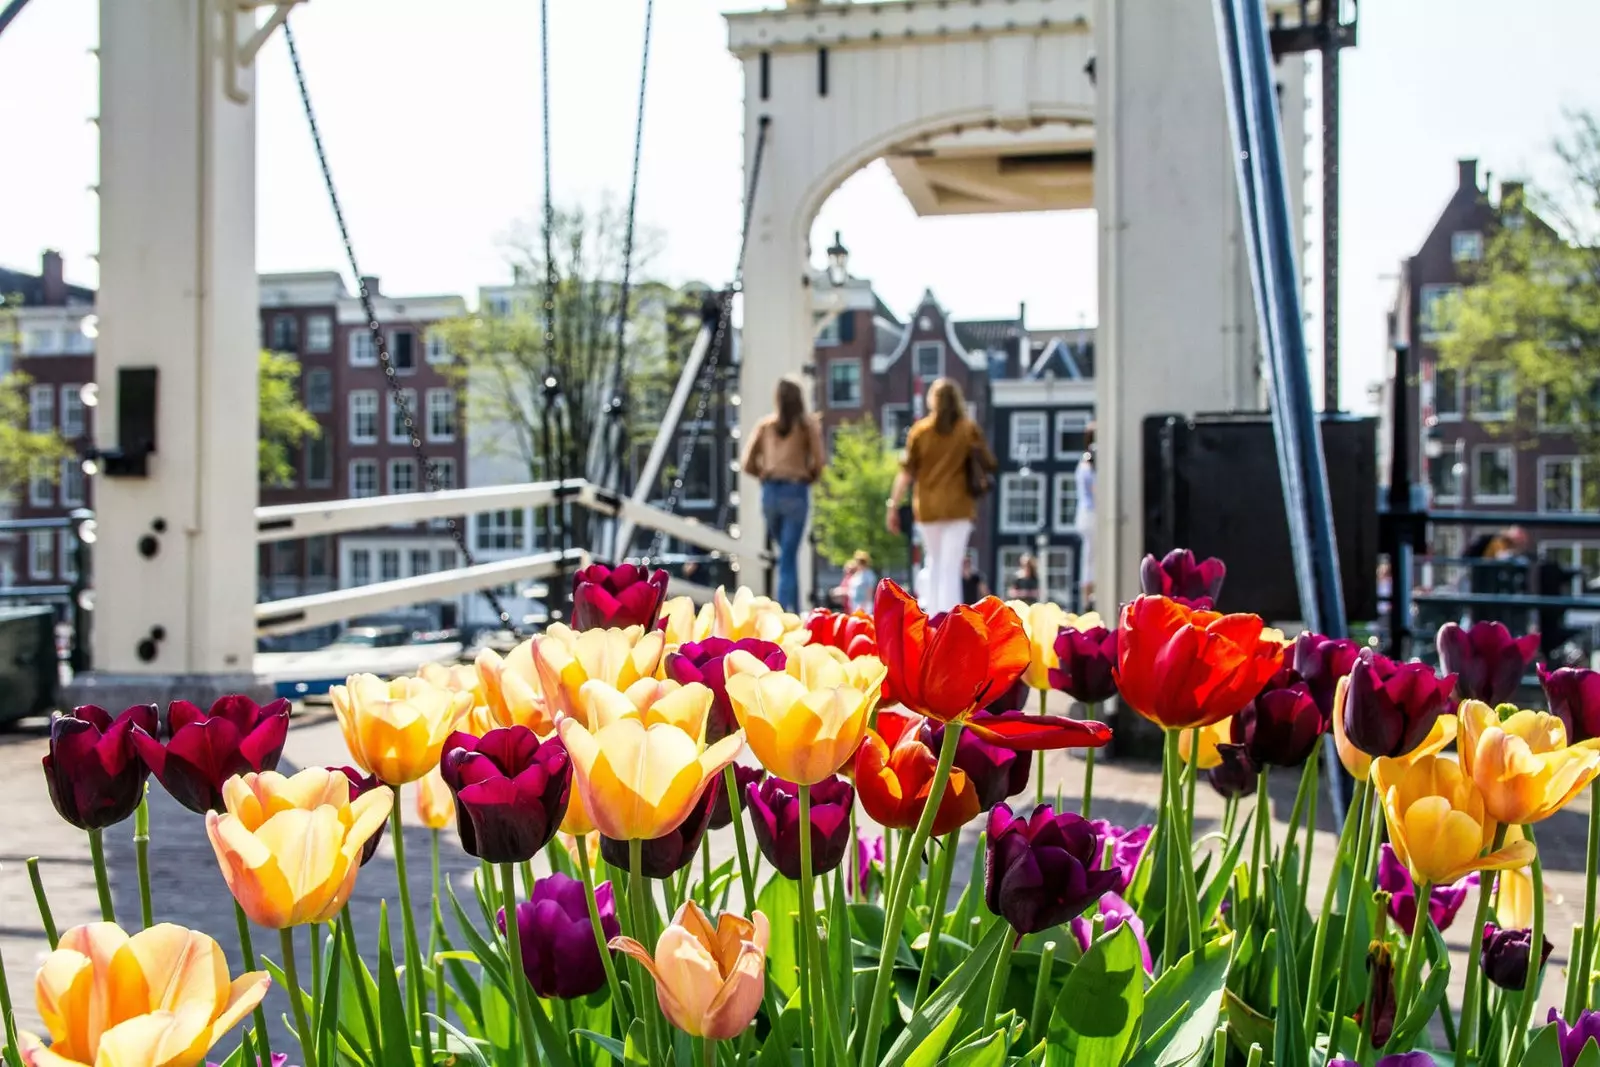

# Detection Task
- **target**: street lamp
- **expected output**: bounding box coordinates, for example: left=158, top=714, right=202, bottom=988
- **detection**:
left=826, top=231, right=849, bottom=286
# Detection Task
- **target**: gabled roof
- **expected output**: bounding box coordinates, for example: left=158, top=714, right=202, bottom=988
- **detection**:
left=0, top=266, right=94, bottom=307
left=872, top=289, right=987, bottom=375
left=953, top=317, right=1021, bottom=354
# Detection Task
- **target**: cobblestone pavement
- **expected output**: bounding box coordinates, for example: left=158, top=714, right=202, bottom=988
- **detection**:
left=1, top=693, right=1592, bottom=1054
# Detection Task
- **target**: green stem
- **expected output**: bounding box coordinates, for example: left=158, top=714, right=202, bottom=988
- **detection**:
left=858, top=723, right=964, bottom=1067
left=389, top=800, right=433, bottom=1065
left=1185, top=727, right=1200, bottom=841
left=1245, top=1042, right=1264, bottom=1067
left=1457, top=822, right=1510, bottom=1067
left=281, top=927, right=320, bottom=1067
left=340, top=907, right=380, bottom=1062
left=134, top=789, right=153, bottom=928
left=629, top=841, right=664, bottom=1063
left=26, top=858, right=58, bottom=949
left=983, top=931, right=1018, bottom=1025
left=575, top=831, right=630, bottom=1022
left=1222, top=795, right=1238, bottom=842
left=0, top=937, right=23, bottom=1067
left=87, top=827, right=114, bottom=923
left=1212, top=1026, right=1229, bottom=1067
left=1297, top=749, right=1321, bottom=928
left=704, top=1036, right=717, bottom=1067
left=1484, top=987, right=1511, bottom=1067
left=1164, top=730, right=1203, bottom=955
left=309, top=919, right=324, bottom=1039
left=883, top=827, right=894, bottom=899
left=1322, top=778, right=1373, bottom=1052
left=235, top=900, right=273, bottom=1065
left=800, top=786, right=850, bottom=1067
left=1396, top=881, right=1433, bottom=1025
left=701, top=829, right=714, bottom=911
left=1281, top=755, right=1314, bottom=867
left=1160, top=759, right=1179, bottom=970
left=1508, top=826, right=1546, bottom=1063
left=723, top=766, right=757, bottom=911
left=913, top=831, right=957, bottom=1008
left=1574, top=778, right=1600, bottom=1017
left=1251, top=766, right=1272, bottom=929
left=1080, top=702, right=1097, bottom=818
left=501, top=863, right=541, bottom=1067
left=1035, top=688, right=1048, bottom=807
left=429, top=828, right=441, bottom=1046
left=1029, top=940, right=1057, bottom=1044
left=796, top=910, right=811, bottom=1067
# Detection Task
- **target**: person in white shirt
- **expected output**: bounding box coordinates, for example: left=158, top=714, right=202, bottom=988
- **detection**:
left=1074, top=423, right=1097, bottom=610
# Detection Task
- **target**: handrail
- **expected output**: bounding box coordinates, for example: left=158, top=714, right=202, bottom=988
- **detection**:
left=255, top=480, right=579, bottom=543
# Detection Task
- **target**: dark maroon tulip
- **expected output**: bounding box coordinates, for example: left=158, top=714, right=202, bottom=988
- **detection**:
left=440, top=726, right=571, bottom=863
left=1376, top=844, right=1475, bottom=936
left=1292, top=631, right=1364, bottom=720
left=1087, top=819, right=1152, bottom=893
left=1138, top=549, right=1226, bottom=607
left=1049, top=626, right=1119, bottom=705
left=497, top=872, right=620, bottom=999
left=984, top=803, right=1121, bottom=935
left=925, top=716, right=1030, bottom=810
left=330, top=765, right=388, bottom=865
left=571, top=562, right=670, bottom=632
left=1208, top=743, right=1259, bottom=799
left=745, top=775, right=854, bottom=881
left=601, top=783, right=716, bottom=878
left=1538, top=664, right=1600, bottom=743
left=1438, top=620, right=1540, bottom=706
left=1482, top=923, right=1553, bottom=991
left=1360, top=941, right=1398, bottom=1049
left=43, top=704, right=158, bottom=831
left=1548, top=1007, right=1600, bottom=1067
left=984, top=678, right=1030, bottom=714
left=1233, top=673, right=1327, bottom=768
left=708, top=763, right=767, bottom=831
left=665, top=637, right=786, bottom=744
left=132, top=696, right=290, bottom=814
left=1341, top=649, right=1457, bottom=760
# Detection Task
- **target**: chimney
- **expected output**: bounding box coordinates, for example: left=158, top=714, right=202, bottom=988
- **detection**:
left=1500, top=180, right=1525, bottom=209
left=41, top=250, right=65, bottom=306
left=1017, top=301, right=1026, bottom=326
left=359, top=275, right=381, bottom=296
left=1457, top=158, right=1479, bottom=192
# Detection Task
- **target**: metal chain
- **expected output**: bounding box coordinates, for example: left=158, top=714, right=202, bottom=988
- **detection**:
left=537, top=0, right=570, bottom=571
left=284, top=22, right=517, bottom=632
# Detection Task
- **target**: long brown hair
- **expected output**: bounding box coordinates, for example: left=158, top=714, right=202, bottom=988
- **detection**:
left=774, top=377, right=807, bottom=437
left=929, top=377, right=965, bottom=434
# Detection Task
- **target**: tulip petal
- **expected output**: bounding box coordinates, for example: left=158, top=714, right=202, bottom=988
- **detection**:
left=206, top=812, right=296, bottom=930
left=653, top=924, right=724, bottom=1038
left=965, top=713, right=1113, bottom=751
left=125, top=924, right=227, bottom=1020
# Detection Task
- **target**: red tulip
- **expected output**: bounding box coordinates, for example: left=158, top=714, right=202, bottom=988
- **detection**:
left=1115, top=596, right=1284, bottom=731
left=132, top=696, right=290, bottom=814
left=571, top=562, right=670, bottom=631
left=855, top=708, right=981, bottom=836
left=803, top=609, right=878, bottom=659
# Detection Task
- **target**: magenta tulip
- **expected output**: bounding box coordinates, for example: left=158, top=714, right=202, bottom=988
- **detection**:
left=498, top=872, right=621, bottom=999
left=1547, top=1008, right=1600, bottom=1067
left=745, top=775, right=855, bottom=881
left=664, top=637, right=785, bottom=744
left=708, top=763, right=767, bottom=831
left=985, top=804, right=1120, bottom=934
left=1538, top=664, right=1600, bottom=743
left=1208, top=743, right=1260, bottom=799
left=1068, top=893, right=1153, bottom=973
left=1376, top=844, right=1476, bottom=936
left=1233, top=671, right=1327, bottom=768
left=1340, top=649, right=1456, bottom=760
left=132, top=696, right=290, bottom=814
left=1138, top=548, right=1226, bottom=607
left=440, top=726, right=571, bottom=863
left=1438, top=620, right=1540, bottom=706
left=43, top=704, right=158, bottom=830
left=1482, top=923, right=1553, bottom=991
left=571, top=562, right=670, bottom=631
left=1087, top=819, right=1152, bottom=894
left=1292, top=631, right=1363, bottom=719
left=1049, top=626, right=1119, bottom=705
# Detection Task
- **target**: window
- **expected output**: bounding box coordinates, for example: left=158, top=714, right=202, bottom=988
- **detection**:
left=1539, top=457, right=1599, bottom=513
left=438, top=548, right=459, bottom=572
left=306, top=537, right=331, bottom=578
left=29, top=462, right=51, bottom=507
left=59, top=530, right=78, bottom=581
left=390, top=331, right=416, bottom=373
left=1471, top=367, right=1515, bottom=420
left=306, top=314, right=333, bottom=353
left=349, top=390, right=378, bottom=444
left=1473, top=445, right=1515, bottom=503
left=1432, top=366, right=1463, bottom=420
left=1542, top=542, right=1600, bottom=596
left=1053, top=470, right=1078, bottom=531
left=1451, top=231, right=1484, bottom=263
left=350, top=459, right=379, bottom=498
left=476, top=510, right=527, bottom=551
left=827, top=361, right=861, bottom=408
left=1428, top=446, right=1464, bottom=503
left=379, top=550, right=401, bottom=582
left=350, top=331, right=377, bottom=366
left=28, top=530, right=53, bottom=580
left=678, top=440, right=714, bottom=505
left=1041, top=546, right=1079, bottom=612
left=1419, top=283, right=1461, bottom=341
left=23, top=329, right=57, bottom=354
left=389, top=458, right=418, bottom=495
left=389, top=389, right=418, bottom=444
left=410, top=550, right=431, bottom=576
left=427, top=389, right=458, bottom=442
left=1055, top=412, right=1090, bottom=459
left=60, top=386, right=85, bottom=437
left=425, top=332, right=450, bottom=364
left=304, top=436, right=332, bottom=487
left=349, top=549, right=371, bottom=586
left=999, top=472, right=1046, bottom=532
left=1010, top=413, right=1048, bottom=463
left=269, top=314, right=298, bottom=351
left=486, top=295, right=513, bottom=317
left=431, top=457, right=458, bottom=490
left=29, top=384, right=53, bottom=432
left=305, top=368, right=333, bottom=413
left=60, top=459, right=84, bottom=506
left=815, top=315, right=841, bottom=347
left=912, top=341, right=944, bottom=382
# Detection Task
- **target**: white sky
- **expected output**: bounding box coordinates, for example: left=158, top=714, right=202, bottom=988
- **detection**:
left=1, top=0, right=1596, bottom=411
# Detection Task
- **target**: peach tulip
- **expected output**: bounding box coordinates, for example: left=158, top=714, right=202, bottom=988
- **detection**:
left=659, top=595, right=714, bottom=647
left=206, top=767, right=393, bottom=928
left=1495, top=824, right=1536, bottom=930
left=417, top=765, right=455, bottom=830
left=1178, top=717, right=1233, bottom=770
left=1371, top=753, right=1536, bottom=886
left=474, top=644, right=553, bottom=734
left=1331, top=675, right=1458, bottom=782
left=561, top=829, right=602, bottom=869
left=331, top=673, right=473, bottom=785
left=19, top=921, right=268, bottom=1067
left=1457, top=699, right=1600, bottom=825
left=711, top=586, right=808, bottom=646
left=610, top=901, right=768, bottom=1040
left=578, top=678, right=714, bottom=740
left=724, top=643, right=887, bottom=785
left=533, top=624, right=666, bottom=726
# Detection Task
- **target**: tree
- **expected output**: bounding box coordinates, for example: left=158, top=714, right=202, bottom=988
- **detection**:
left=812, top=419, right=908, bottom=573
left=0, top=371, right=73, bottom=494
left=258, top=350, right=321, bottom=487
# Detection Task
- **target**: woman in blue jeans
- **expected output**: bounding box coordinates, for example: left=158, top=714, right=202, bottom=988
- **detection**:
left=740, top=377, right=824, bottom=612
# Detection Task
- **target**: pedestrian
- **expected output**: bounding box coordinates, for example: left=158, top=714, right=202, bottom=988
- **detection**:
left=961, top=555, right=990, bottom=604
left=1006, top=553, right=1041, bottom=603
left=741, top=376, right=824, bottom=613
left=846, top=550, right=877, bottom=613
left=1075, top=422, right=1097, bottom=610
left=885, top=377, right=999, bottom=614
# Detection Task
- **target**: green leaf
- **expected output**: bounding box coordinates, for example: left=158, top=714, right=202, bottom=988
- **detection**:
left=1222, top=989, right=1273, bottom=1058
left=624, top=1019, right=651, bottom=1067
left=376, top=901, right=417, bottom=1064
left=1045, top=923, right=1145, bottom=1067
left=851, top=901, right=921, bottom=969
left=1385, top=930, right=1451, bottom=1053
left=431, top=1015, right=495, bottom=1067
left=1518, top=1022, right=1566, bottom=1067
left=1196, top=813, right=1250, bottom=934
left=757, top=988, right=804, bottom=1067
left=943, top=1026, right=1008, bottom=1067
left=1270, top=871, right=1308, bottom=1067
left=900, top=1005, right=963, bottom=1067
left=317, top=922, right=345, bottom=1067
left=829, top=862, right=855, bottom=1029
left=757, top=873, right=802, bottom=997
left=1128, top=932, right=1234, bottom=1067
left=448, top=876, right=511, bottom=996
left=576, top=1029, right=627, bottom=1060
left=879, top=920, right=1008, bottom=1067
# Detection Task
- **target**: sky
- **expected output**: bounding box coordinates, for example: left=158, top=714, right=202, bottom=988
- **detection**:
left=1, top=0, right=1596, bottom=412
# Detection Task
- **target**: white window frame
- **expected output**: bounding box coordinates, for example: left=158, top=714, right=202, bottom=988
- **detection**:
left=1451, top=231, right=1484, bottom=263
left=350, top=459, right=379, bottom=499
left=348, top=390, right=378, bottom=445
left=304, top=435, right=332, bottom=488
left=379, top=549, right=401, bottom=582
left=1054, top=411, right=1090, bottom=460
left=305, top=367, right=333, bottom=414
left=1041, top=545, right=1078, bottom=611
left=1472, top=445, right=1516, bottom=504
left=1431, top=366, right=1463, bottom=422
left=1419, top=283, right=1462, bottom=342
left=1428, top=446, right=1464, bottom=505
left=306, top=314, right=333, bottom=353
left=1541, top=541, right=1600, bottom=595
left=1539, top=456, right=1578, bottom=513
left=426, top=388, right=457, bottom=442
left=409, top=549, right=432, bottom=576
left=388, top=458, right=418, bottom=495
left=389, top=389, right=418, bottom=444
left=1053, top=470, right=1078, bottom=533
left=29, top=462, right=52, bottom=507
left=475, top=510, right=528, bottom=552
left=59, top=530, right=78, bottom=581
left=59, top=458, right=84, bottom=506
left=431, top=457, right=457, bottom=490
left=29, top=384, right=53, bottom=433
left=389, top=329, right=417, bottom=374
left=60, top=386, right=85, bottom=437
left=350, top=331, right=377, bottom=367
left=1471, top=367, right=1515, bottom=421
left=999, top=472, right=1046, bottom=533
left=827, top=360, right=862, bottom=409
left=1009, top=412, right=1048, bottom=463
left=28, top=530, right=53, bottom=580
left=438, top=548, right=459, bottom=572
left=912, top=341, right=945, bottom=382
left=268, top=314, right=298, bottom=352
left=349, top=549, right=372, bottom=586
left=425, top=332, right=450, bottom=364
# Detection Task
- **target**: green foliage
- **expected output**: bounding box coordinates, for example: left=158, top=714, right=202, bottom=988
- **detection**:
left=812, top=418, right=908, bottom=572
left=0, top=371, right=73, bottom=495
left=257, top=349, right=320, bottom=488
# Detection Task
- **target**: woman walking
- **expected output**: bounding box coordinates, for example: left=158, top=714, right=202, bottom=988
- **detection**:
left=741, top=376, right=824, bottom=613
left=886, top=378, right=998, bottom=614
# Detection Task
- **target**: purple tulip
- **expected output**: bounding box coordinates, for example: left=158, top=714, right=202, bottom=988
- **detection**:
left=1087, top=819, right=1152, bottom=894
left=665, top=637, right=785, bottom=744
left=132, top=696, right=290, bottom=814
left=985, top=804, right=1121, bottom=935
left=1539, top=664, right=1600, bottom=743
left=925, top=718, right=1030, bottom=810
left=1547, top=1008, right=1600, bottom=1067
left=1138, top=549, right=1226, bottom=608
left=1341, top=649, right=1457, bottom=760
left=601, top=783, right=716, bottom=878
left=43, top=704, right=157, bottom=831
left=1232, top=672, right=1328, bottom=768
left=440, top=727, right=571, bottom=863
left=984, top=677, right=1030, bottom=714
left=571, top=562, right=670, bottom=632
left=851, top=833, right=884, bottom=897
left=1068, top=893, right=1153, bottom=973
left=1049, top=626, right=1119, bottom=705
left=1438, top=620, right=1540, bottom=706
left=746, top=775, right=855, bottom=881
left=1292, top=632, right=1364, bottom=720
left=1482, top=923, right=1553, bottom=991
left=1207, top=743, right=1260, bottom=799
left=330, top=766, right=388, bottom=865
left=497, top=872, right=621, bottom=999
left=708, top=763, right=767, bottom=830
left=1376, top=844, right=1476, bottom=936
left=1361, top=941, right=1398, bottom=1049
left=1330, top=1055, right=1437, bottom=1067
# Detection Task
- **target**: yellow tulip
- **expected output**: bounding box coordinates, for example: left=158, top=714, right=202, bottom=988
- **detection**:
left=1178, top=717, right=1232, bottom=770
left=419, top=660, right=499, bottom=736
left=19, top=921, right=268, bottom=1067
left=579, top=678, right=713, bottom=740
left=331, top=673, right=472, bottom=785
left=659, top=596, right=713, bottom=647
left=1331, top=675, right=1458, bottom=781
left=711, top=586, right=808, bottom=645
left=561, top=782, right=596, bottom=836
left=1496, top=825, right=1536, bottom=929
left=558, top=712, right=742, bottom=840
left=474, top=645, right=553, bottom=734
left=417, top=766, right=455, bottom=830
left=1457, top=699, right=1600, bottom=825
left=1003, top=602, right=1103, bottom=691
left=206, top=768, right=393, bottom=929
left=610, top=901, right=769, bottom=1040
left=533, top=624, right=666, bottom=726
left=723, top=643, right=886, bottom=785
left=1371, top=753, right=1536, bottom=886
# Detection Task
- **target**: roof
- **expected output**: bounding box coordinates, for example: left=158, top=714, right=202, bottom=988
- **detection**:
left=0, top=266, right=94, bottom=307
left=953, top=317, right=1022, bottom=353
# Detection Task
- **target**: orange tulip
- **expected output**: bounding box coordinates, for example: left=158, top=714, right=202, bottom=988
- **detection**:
left=474, top=644, right=554, bottom=734
left=1457, top=699, right=1600, bottom=825
left=1114, top=595, right=1284, bottom=730
left=533, top=624, right=666, bottom=726
left=610, top=901, right=768, bottom=1040
left=855, top=708, right=982, bottom=835
left=874, top=580, right=1029, bottom=723
left=1331, top=674, right=1458, bottom=781
left=1371, top=753, right=1536, bottom=886
left=331, top=673, right=473, bottom=785
left=416, top=766, right=455, bottom=830
left=724, top=643, right=886, bottom=784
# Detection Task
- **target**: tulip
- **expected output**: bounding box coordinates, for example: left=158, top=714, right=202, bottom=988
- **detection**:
left=851, top=833, right=884, bottom=896
left=496, top=872, right=621, bottom=1000
left=1115, top=595, right=1285, bottom=730
left=1338, top=648, right=1457, bottom=762
left=1539, top=664, right=1600, bottom=743
left=1438, top=620, right=1541, bottom=706
left=1006, top=601, right=1099, bottom=691
left=206, top=767, right=393, bottom=928
left=983, top=678, right=1030, bottom=714
left=1049, top=625, right=1119, bottom=705
left=533, top=624, right=666, bottom=726
left=1139, top=548, right=1226, bottom=607
left=984, top=803, right=1121, bottom=934
left=1371, top=754, right=1536, bottom=886
left=803, top=608, right=878, bottom=659
left=664, top=636, right=786, bottom=744
left=560, top=829, right=600, bottom=870
left=18, top=921, right=269, bottom=1067
left=131, top=696, right=290, bottom=814
left=43, top=704, right=157, bottom=831
left=330, top=673, right=472, bottom=786
left=438, top=726, right=571, bottom=863
left=576, top=677, right=714, bottom=739
left=1087, top=820, right=1153, bottom=893
left=1178, top=718, right=1233, bottom=770
left=1360, top=941, right=1399, bottom=1049
left=329, top=765, right=388, bottom=866
left=708, top=763, right=767, bottom=830
left=927, top=716, right=1031, bottom=810
left=572, top=561, right=670, bottom=631
left=1547, top=1007, right=1600, bottom=1067
left=1481, top=922, right=1553, bottom=991
left=610, top=901, right=769, bottom=1040
left=207, top=1058, right=288, bottom=1067
left=1291, top=631, right=1364, bottom=718
left=1208, top=743, right=1260, bottom=799
left=658, top=595, right=714, bottom=646
left=723, top=643, right=885, bottom=784
left=1068, top=892, right=1153, bottom=973
left=1376, top=844, right=1477, bottom=936
left=473, top=644, right=552, bottom=734
left=416, top=765, right=455, bottom=830
left=601, top=782, right=716, bottom=878
left=1496, top=828, right=1535, bottom=929
left=855, top=709, right=982, bottom=836
left=418, top=661, right=499, bottom=737
left=1457, top=699, right=1600, bottom=824
left=711, top=586, right=807, bottom=645
left=744, top=774, right=854, bottom=880
left=1333, top=685, right=1457, bottom=784
left=1330, top=1056, right=1437, bottom=1067
left=1233, top=674, right=1327, bottom=768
